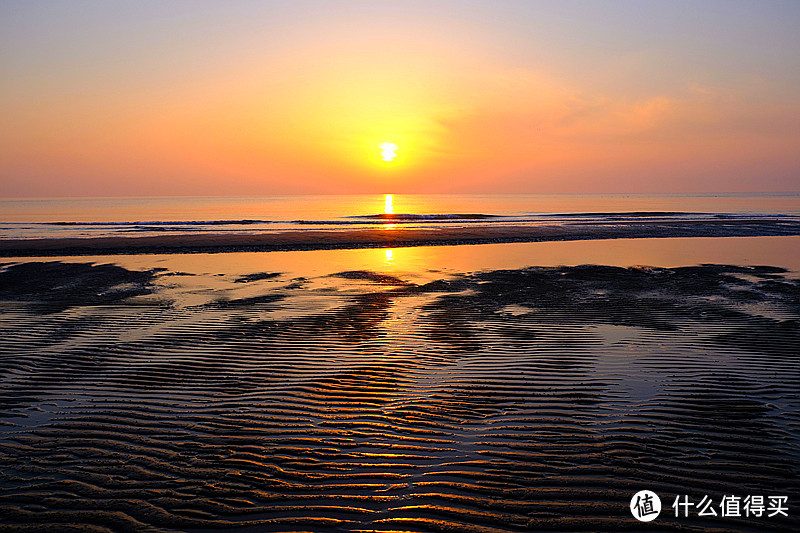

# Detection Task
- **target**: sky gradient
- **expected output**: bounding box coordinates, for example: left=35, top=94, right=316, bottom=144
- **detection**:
left=1, top=0, right=799, bottom=197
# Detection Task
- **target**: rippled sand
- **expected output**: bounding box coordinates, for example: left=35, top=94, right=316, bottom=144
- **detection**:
left=1, top=260, right=799, bottom=532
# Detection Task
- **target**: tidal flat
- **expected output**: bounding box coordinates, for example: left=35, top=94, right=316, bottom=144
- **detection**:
left=1, top=246, right=799, bottom=532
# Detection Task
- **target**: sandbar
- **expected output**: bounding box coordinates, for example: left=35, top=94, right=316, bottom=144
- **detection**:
left=2, top=217, right=800, bottom=256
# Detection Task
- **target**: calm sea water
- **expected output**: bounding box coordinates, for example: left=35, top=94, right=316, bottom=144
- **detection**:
left=1, top=193, right=799, bottom=239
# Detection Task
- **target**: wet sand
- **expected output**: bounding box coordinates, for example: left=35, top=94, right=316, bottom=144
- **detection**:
left=1, top=250, right=799, bottom=532
left=2, top=217, right=800, bottom=256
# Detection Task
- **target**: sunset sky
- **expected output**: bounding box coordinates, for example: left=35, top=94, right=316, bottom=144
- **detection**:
left=1, top=0, right=799, bottom=197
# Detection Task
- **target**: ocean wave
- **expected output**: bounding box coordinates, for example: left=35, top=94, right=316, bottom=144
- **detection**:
left=0, top=211, right=779, bottom=227
left=348, top=213, right=501, bottom=220
left=46, top=219, right=275, bottom=226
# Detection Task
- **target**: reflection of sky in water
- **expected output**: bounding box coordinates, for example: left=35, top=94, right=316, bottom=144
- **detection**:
left=2, top=193, right=800, bottom=239
left=25, top=235, right=796, bottom=281
left=0, top=399, right=87, bottom=435
left=4, top=194, right=800, bottom=224
left=5, top=236, right=799, bottom=307
left=590, top=325, right=665, bottom=403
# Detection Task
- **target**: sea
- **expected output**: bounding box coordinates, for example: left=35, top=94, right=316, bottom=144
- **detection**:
left=1, top=193, right=799, bottom=240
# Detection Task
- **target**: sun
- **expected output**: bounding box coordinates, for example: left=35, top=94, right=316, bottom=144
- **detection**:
left=379, top=142, right=398, bottom=162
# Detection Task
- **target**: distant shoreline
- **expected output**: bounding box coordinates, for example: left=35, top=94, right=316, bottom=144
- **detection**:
left=2, top=218, right=800, bottom=257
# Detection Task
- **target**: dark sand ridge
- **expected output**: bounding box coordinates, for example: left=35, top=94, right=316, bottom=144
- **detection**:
left=2, top=217, right=800, bottom=256
left=1, top=261, right=799, bottom=531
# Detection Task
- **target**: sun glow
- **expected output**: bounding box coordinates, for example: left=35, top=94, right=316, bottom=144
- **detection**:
left=384, top=194, right=394, bottom=214
left=379, top=142, right=398, bottom=162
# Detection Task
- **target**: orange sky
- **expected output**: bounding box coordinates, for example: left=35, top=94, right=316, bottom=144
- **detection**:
left=1, top=1, right=799, bottom=197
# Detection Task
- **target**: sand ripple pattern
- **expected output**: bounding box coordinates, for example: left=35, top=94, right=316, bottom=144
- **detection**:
left=1, top=262, right=799, bottom=532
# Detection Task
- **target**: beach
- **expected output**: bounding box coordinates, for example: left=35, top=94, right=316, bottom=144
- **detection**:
left=5, top=0, right=800, bottom=529
left=1, top=233, right=799, bottom=532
